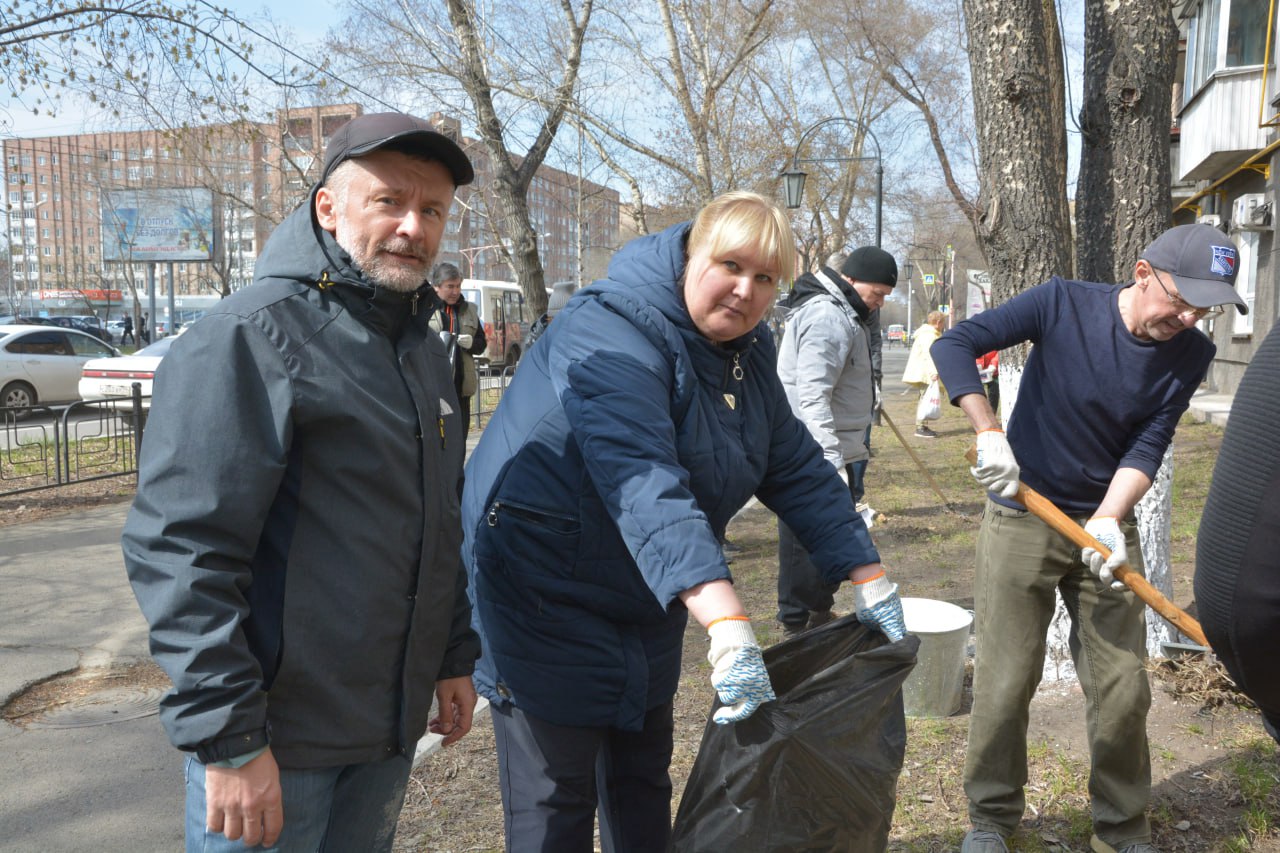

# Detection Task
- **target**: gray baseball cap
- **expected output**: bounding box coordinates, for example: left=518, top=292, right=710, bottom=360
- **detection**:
left=321, top=112, right=474, bottom=187
left=1141, top=223, right=1248, bottom=314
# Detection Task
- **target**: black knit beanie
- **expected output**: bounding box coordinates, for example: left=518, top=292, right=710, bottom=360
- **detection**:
left=840, top=246, right=897, bottom=287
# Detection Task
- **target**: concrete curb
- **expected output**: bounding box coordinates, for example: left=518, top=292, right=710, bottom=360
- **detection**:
left=1186, top=389, right=1232, bottom=427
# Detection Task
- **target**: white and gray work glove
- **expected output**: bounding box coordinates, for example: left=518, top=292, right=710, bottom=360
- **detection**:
left=1082, top=516, right=1128, bottom=591
left=851, top=571, right=907, bottom=641
left=707, top=618, right=776, bottom=725
left=971, top=428, right=1021, bottom=499
left=456, top=333, right=473, bottom=349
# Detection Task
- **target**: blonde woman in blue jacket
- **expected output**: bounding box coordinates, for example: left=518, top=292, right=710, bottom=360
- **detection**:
left=462, top=191, right=906, bottom=852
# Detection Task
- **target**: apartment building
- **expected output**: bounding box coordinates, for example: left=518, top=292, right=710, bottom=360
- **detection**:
left=2, top=104, right=620, bottom=319
left=1172, top=0, right=1276, bottom=394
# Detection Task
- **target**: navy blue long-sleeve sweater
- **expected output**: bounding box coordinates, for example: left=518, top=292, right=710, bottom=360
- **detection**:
left=931, top=276, right=1214, bottom=514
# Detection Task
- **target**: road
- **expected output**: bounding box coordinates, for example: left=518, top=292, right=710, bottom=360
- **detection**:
left=0, top=403, right=140, bottom=452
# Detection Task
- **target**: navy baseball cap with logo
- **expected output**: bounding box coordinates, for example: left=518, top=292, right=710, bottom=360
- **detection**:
left=1141, top=223, right=1248, bottom=314
left=321, top=112, right=475, bottom=187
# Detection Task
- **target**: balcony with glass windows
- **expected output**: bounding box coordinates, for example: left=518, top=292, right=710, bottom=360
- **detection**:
left=1177, top=0, right=1273, bottom=181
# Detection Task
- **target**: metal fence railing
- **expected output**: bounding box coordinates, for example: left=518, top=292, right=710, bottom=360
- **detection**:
left=1, top=364, right=518, bottom=498
left=0, top=385, right=145, bottom=498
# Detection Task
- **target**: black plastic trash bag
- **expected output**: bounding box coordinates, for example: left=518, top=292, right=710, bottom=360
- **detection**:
left=669, top=615, right=918, bottom=853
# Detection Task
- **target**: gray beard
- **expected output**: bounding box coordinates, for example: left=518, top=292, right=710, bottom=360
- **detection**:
left=336, top=234, right=435, bottom=294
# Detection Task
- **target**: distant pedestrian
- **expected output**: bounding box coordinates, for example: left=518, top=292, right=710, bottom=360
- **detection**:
left=139, top=312, right=151, bottom=345
left=976, top=350, right=999, bottom=414
left=429, top=261, right=487, bottom=439
left=903, top=311, right=945, bottom=438
left=120, top=313, right=135, bottom=345
left=526, top=280, right=576, bottom=346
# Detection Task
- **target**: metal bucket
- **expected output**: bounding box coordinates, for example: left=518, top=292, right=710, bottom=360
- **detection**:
left=900, top=598, right=972, bottom=717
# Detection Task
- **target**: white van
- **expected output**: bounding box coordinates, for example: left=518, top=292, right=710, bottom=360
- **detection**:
left=461, top=279, right=534, bottom=368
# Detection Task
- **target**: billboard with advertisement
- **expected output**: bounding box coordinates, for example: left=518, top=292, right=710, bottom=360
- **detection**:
left=101, top=187, right=214, bottom=262
left=38, top=289, right=125, bottom=302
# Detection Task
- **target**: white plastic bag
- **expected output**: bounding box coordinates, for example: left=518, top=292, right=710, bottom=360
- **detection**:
left=915, top=379, right=942, bottom=422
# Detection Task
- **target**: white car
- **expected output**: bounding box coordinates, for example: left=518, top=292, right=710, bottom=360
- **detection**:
left=78, top=334, right=177, bottom=403
left=1, top=324, right=121, bottom=412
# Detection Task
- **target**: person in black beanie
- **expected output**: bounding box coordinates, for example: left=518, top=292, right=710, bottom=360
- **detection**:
left=774, top=245, right=897, bottom=635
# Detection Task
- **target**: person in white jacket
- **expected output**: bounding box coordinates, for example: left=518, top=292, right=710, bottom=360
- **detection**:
left=902, top=311, right=946, bottom=437
left=774, top=246, right=897, bottom=635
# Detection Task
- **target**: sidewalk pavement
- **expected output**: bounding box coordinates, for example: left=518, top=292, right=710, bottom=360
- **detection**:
left=1186, top=387, right=1233, bottom=427
left=0, top=435, right=488, bottom=851
left=0, top=502, right=180, bottom=853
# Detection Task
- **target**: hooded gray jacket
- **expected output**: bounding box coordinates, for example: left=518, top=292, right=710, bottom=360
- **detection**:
left=776, top=267, right=876, bottom=468
left=122, top=189, right=479, bottom=768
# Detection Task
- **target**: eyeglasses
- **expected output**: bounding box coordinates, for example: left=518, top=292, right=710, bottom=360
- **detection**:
left=1151, top=270, right=1223, bottom=321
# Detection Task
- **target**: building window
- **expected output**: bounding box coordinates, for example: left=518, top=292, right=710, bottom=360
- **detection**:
left=1185, top=0, right=1268, bottom=96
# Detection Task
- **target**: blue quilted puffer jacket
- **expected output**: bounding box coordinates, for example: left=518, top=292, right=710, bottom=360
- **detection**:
left=461, top=222, right=879, bottom=731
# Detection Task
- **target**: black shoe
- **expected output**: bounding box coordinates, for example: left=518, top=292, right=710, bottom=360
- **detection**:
left=806, top=609, right=837, bottom=630
left=780, top=621, right=808, bottom=638
left=914, top=425, right=938, bottom=439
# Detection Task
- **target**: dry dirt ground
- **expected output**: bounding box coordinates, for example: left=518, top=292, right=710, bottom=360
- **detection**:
left=398, top=396, right=1279, bottom=853
left=5, top=393, right=1275, bottom=852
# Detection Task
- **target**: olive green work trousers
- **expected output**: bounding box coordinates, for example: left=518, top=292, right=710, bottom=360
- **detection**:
left=964, top=500, right=1153, bottom=850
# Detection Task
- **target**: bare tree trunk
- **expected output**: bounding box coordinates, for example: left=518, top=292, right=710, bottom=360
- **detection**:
left=444, top=0, right=592, bottom=314
left=961, top=0, right=1073, bottom=298
left=1076, top=0, right=1182, bottom=656
left=962, top=0, right=1073, bottom=682
left=1076, top=0, right=1177, bottom=283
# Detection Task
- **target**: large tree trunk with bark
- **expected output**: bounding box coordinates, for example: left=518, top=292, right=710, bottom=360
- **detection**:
left=962, top=0, right=1073, bottom=302
left=961, top=0, right=1070, bottom=682
left=1076, top=0, right=1178, bottom=282
left=1076, top=0, right=1182, bottom=657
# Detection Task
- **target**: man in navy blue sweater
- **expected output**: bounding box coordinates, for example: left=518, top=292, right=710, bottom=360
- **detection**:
left=932, top=224, right=1247, bottom=853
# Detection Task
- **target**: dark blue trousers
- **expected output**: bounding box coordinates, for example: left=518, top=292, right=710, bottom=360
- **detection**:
left=491, top=700, right=674, bottom=853
left=776, top=460, right=859, bottom=627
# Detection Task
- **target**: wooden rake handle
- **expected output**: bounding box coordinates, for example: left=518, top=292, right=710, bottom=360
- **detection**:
left=964, top=446, right=1208, bottom=647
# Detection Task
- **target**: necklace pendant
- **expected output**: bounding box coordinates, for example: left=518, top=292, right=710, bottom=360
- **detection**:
left=723, top=393, right=736, bottom=409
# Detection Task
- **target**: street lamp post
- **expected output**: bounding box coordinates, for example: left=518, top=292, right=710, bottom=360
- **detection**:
left=458, top=243, right=504, bottom=278
left=780, top=117, right=883, bottom=248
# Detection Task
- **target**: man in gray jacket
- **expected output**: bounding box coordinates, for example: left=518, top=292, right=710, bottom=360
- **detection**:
left=775, top=246, right=897, bottom=635
left=121, top=112, right=481, bottom=851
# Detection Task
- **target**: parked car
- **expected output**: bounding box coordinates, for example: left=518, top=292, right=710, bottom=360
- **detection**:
left=46, top=315, right=113, bottom=344
left=0, top=324, right=121, bottom=413
left=78, top=333, right=177, bottom=404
